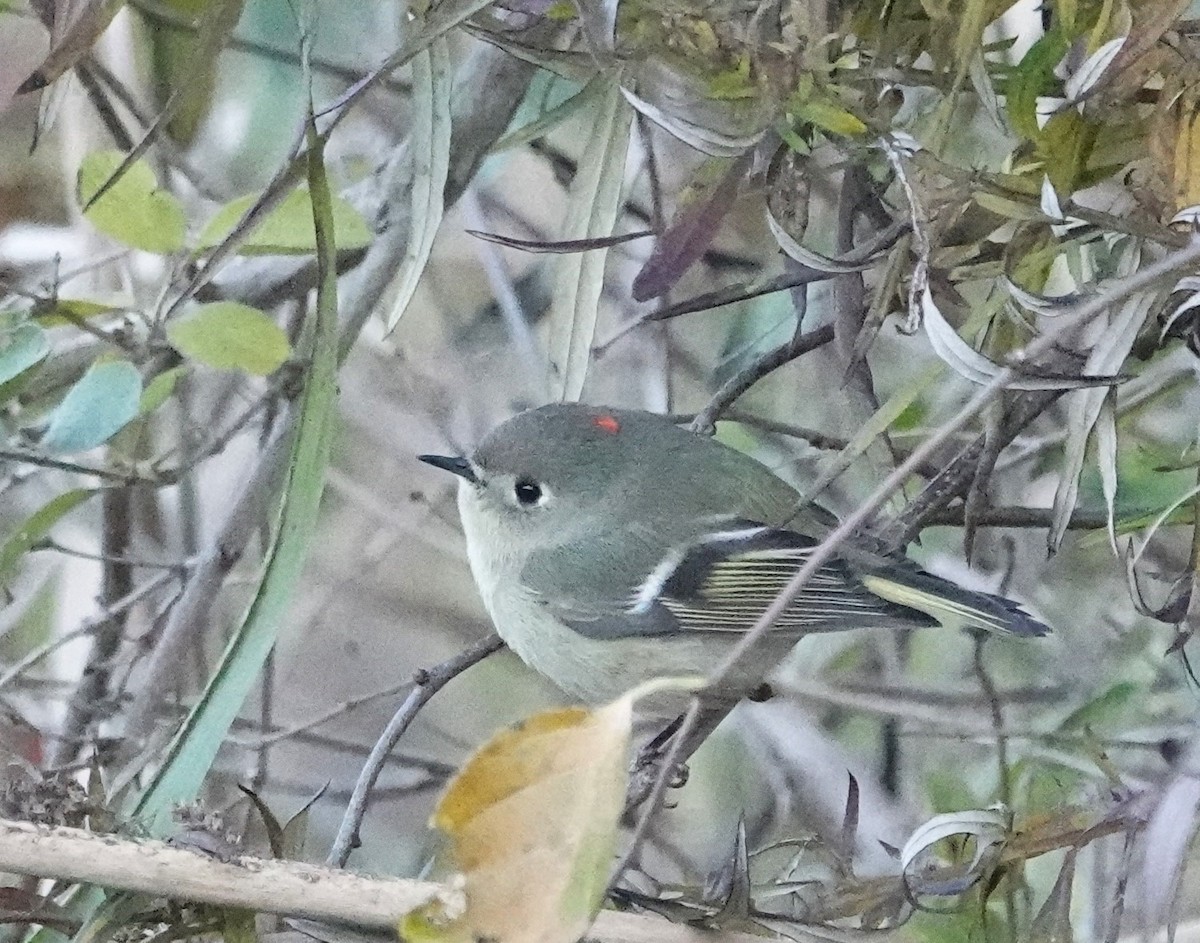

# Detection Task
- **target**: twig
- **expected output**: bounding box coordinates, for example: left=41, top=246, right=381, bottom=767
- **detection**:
left=237, top=678, right=414, bottom=748
left=118, top=423, right=290, bottom=755
left=0, top=449, right=150, bottom=484
left=922, top=505, right=1110, bottom=529
left=1105, top=827, right=1138, bottom=943
left=595, top=219, right=909, bottom=355
left=51, top=487, right=136, bottom=767
left=972, top=635, right=1016, bottom=941
left=0, top=570, right=177, bottom=696
left=690, top=325, right=835, bottom=433
left=612, top=700, right=702, bottom=885
left=37, top=540, right=193, bottom=571
left=326, top=634, right=504, bottom=868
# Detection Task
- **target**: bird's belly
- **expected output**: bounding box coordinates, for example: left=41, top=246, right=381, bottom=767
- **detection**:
left=486, top=590, right=790, bottom=708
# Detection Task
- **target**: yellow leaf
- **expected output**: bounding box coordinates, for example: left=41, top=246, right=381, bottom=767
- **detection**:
left=403, top=697, right=633, bottom=943
left=1173, top=87, right=1200, bottom=212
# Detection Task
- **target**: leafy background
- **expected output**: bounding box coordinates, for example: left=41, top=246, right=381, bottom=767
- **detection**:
left=1, top=0, right=1200, bottom=940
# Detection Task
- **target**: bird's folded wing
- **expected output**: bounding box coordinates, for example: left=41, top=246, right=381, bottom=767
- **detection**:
left=521, top=521, right=930, bottom=640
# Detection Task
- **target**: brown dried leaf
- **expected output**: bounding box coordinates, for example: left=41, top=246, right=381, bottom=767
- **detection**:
left=402, top=697, right=633, bottom=943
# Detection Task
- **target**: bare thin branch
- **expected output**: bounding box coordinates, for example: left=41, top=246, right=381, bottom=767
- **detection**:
left=326, top=633, right=504, bottom=868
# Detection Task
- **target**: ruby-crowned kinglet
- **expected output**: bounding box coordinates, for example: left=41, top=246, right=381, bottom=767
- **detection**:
left=420, top=404, right=1048, bottom=705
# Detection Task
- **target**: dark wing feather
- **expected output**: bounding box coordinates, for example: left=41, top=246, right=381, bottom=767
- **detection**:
left=639, top=526, right=936, bottom=635
left=523, top=522, right=935, bottom=641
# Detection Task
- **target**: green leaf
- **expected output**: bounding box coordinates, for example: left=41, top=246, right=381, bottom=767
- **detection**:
left=801, top=363, right=943, bottom=505
left=1005, top=30, right=1068, bottom=140
left=546, top=78, right=632, bottom=401
left=791, top=97, right=867, bottom=138
left=167, top=302, right=291, bottom=375
left=32, top=298, right=120, bottom=327
left=197, top=188, right=372, bottom=255
left=0, top=323, right=50, bottom=386
left=1057, top=681, right=1138, bottom=732
left=1035, top=110, right=1100, bottom=195
left=383, top=36, right=452, bottom=333
left=139, top=366, right=188, bottom=415
left=0, top=490, right=95, bottom=589
left=77, top=151, right=187, bottom=254
left=41, top=359, right=142, bottom=453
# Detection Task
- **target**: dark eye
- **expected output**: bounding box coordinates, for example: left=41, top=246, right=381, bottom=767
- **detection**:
left=514, top=479, right=542, bottom=506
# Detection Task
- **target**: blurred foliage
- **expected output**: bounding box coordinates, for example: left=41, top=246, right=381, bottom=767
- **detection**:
left=2, top=0, right=1200, bottom=941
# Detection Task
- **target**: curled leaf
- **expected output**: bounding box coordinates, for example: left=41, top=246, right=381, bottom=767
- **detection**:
left=921, top=287, right=1104, bottom=390
left=900, top=808, right=1010, bottom=898
left=1049, top=292, right=1157, bottom=553
left=1063, top=37, right=1127, bottom=105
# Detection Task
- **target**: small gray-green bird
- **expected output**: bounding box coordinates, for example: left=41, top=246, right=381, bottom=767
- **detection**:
left=420, top=404, right=1048, bottom=705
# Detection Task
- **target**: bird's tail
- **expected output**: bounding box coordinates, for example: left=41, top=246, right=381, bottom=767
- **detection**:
left=860, top=566, right=1050, bottom=637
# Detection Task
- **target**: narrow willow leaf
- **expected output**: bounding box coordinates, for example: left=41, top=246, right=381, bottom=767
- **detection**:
left=145, top=0, right=247, bottom=145
left=384, top=36, right=453, bottom=333
left=0, top=490, right=95, bottom=589
left=633, top=153, right=749, bottom=302
left=766, top=207, right=882, bottom=274
left=922, top=288, right=1104, bottom=390
left=1049, top=292, right=1156, bottom=553
left=1096, top=393, right=1119, bottom=553
left=17, top=0, right=126, bottom=93
left=468, top=229, right=653, bottom=254
left=1040, top=176, right=1064, bottom=221
left=324, top=0, right=496, bottom=124
left=41, top=359, right=142, bottom=453
left=946, top=0, right=992, bottom=106
left=84, top=0, right=246, bottom=209
left=1144, top=772, right=1200, bottom=929
left=546, top=78, right=632, bottom=401
left=131, top=117, right=340, bottom=835
left=1005, top=29, right=1069, bottom=140
left=77, top=151, right=186, bottom=254
left=799, top=363, right=942, bottom=506
left=620, top=85, right=762, bottom=157
left=492, top=76, right=601, bottom=152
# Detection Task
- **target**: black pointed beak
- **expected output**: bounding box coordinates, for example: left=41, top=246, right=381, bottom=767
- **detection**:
left=418, top=454, right=478, bottom=483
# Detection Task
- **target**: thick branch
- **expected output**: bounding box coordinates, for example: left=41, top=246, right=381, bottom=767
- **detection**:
left=0, top=818, right=767, bottom=943
left=0, top=818, right=444, bottom=927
